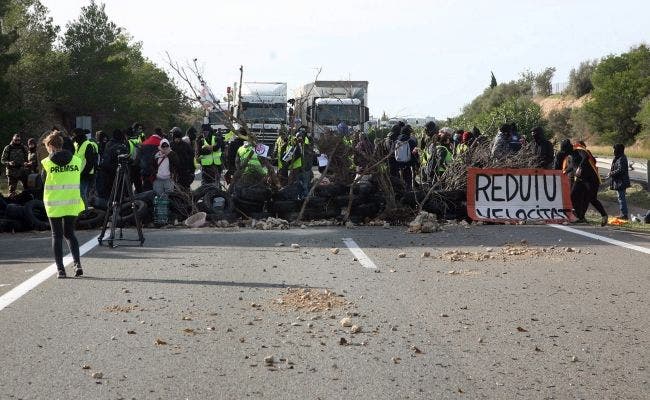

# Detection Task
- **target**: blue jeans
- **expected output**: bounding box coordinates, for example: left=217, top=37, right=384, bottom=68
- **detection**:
left=616, top=189, right=628, bottom=217
left=80, top=177, right=94, bottom=209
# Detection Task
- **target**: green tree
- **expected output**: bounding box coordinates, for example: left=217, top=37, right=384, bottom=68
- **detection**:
left=585, top=44, right=650, bottom=144
left=566, top=60, right=598, bottom=97
left=634, top=95, right=650, bottom=144
left=0, top=0, right=20, bottom=143
left=546, top=107, right=572, bottom=139
left=490, top=71, right=497, bottom=89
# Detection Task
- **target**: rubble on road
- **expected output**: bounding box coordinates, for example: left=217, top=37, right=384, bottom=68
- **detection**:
left=407, top=212, right=441, bottom=233
left=437, top=242, right=583, bottom=262
left=272, top=288, right=349, bottom=312
left=253, top=217, right=289, bottom=230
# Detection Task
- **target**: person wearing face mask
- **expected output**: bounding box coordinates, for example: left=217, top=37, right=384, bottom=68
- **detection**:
left=2, top=134, right=29, bottom=196
left=152, top=139, right=179, bottom=196
left=26, top=138, right=39, bottom=174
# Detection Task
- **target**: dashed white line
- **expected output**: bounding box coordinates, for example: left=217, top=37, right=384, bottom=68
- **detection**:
left=0, top=236, right=100, bottom=312
left=342, top=238, right=378, bottom=269
left=549, top=224, right=650, bottom=255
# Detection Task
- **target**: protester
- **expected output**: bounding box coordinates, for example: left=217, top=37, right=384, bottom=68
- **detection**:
left=491, top=124, right=511, bottom=158
left=236, top=139, right=266, bottom=177
left=508, top=123, right=523, bottom=152
left=394, top=124, right=418, bottom=189
left=139, top=128, right=163, bottom=191
left=385, top=124, right=402, bottom=177
left=153, top=139, right=179, bottom=196
left=197, top=127, right=224, bottom=185
left=41, top=131, right=84, bottom=278
left=126, top=124, right=143, bottom=193
left=454, top=131, right=470, bottom=155
left=26, top=138, right=39, bottom=174
left=530, top=126, right=554, bottom=168
left=571, top=142, right=607, bottom=226
left=98, top=129, right=127, bottom=199
left=72, top=128, right=98, bottom=208
left=171, top=127, right=196, bottom=190
left=418, top=121, right=438, bottom=182
left=225, top=128, right=246, bottom=184
left=1, top=134, right=29, bottom=196
left=433, top=129, right=453, bottom=178
left=273, top=126, right=289, bottom=185
left=606, top=143, right=631, bottom=220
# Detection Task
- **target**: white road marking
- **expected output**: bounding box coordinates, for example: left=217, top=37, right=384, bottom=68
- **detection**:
left=549, top=224, right=650, bottom=255
left=342, top=238, right=378, bottom=269
left=0, top=236, right=100, bottom=312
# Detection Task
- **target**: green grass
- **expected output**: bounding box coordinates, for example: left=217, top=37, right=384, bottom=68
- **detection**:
left=589, top=144, right=650, bottom=159
left=599, top=183, right=650, bottom=210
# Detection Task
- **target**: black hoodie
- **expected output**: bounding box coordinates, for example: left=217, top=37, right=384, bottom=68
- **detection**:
left=41, top=150, right=74, bottom=181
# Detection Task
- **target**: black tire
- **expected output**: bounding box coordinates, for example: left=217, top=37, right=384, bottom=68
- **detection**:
left=334, top=194, right=364, bottom=208
left=130, top=190, right=156, bottom=206
left=275, top=182, right=303, bottom=201
left=116, top=200, right=148, bottom=227
left=168, top=192, right=193, bottom=218
left=24, top=200, right=50, bottom=231
left=352, top=181, right=374, bottom=196
left=0, top=218, right=28, bottom=233
left=192, top=183, right=221, bottom=200
left=91, top=197, right=108, bottom=210
left=76, top=208, right=107, bottom=230
left=4, top=204, right=25, bottom=220
left=314, top=183, right=346, bottom=198
left=239, top=185, right=272, bottom=203
left=234, top=197, right=264, bottom=216
left=4, top=191, right=34, bottom=205
left=351, top=202, right=382, bottom=218
left=303, top=196, right=329, bottom=210
left=0, top=195, right=7, bottom=211
left=271, top=200, right=301, bottom=214
left=199, top=189, right=230, bottom=215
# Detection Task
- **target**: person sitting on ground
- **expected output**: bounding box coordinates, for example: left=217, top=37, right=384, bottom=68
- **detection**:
left=606, top=143, right=631, bottom=220
left=153, top=139, right=179, bottom=196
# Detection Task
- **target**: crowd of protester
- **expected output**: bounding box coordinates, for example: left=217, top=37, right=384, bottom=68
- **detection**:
left=2, top=119, right=633, bottom=224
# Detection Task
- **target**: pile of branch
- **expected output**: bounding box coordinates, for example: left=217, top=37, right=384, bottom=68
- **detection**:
left=316, top=134, right=354, bottom=185
left=437, top=141, right=541, bottom=192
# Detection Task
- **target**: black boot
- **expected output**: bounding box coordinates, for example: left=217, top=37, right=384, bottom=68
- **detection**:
left=57, top=269, right=67, bottom=279
left=74, top=263, right=83, bottom=277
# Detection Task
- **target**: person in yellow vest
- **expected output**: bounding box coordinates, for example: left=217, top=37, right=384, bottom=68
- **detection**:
left=286, top=130, right=307, bottom=187
left=236, top=140, right=267, bottom=176
left=273, top=127, right=289, bottom=185
left=197, top=128, right=224, bottom=185
left=454, top=131, right=470, bottom=156
left=72, top=128, right=98, bottom=208
left=433, top=130, right=453, bottom=180
left=41, top=131, right=85, bottom=279
left=127, top=123, right=144, bottom=193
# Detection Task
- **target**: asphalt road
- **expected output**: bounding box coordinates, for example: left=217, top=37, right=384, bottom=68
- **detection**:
left=0, top=223, right=648, bottom=399
left=597, top=157, right=648, bottom=184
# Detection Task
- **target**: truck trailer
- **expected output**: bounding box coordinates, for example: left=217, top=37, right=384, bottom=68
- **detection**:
left=294, top=80, right=369, bottom=138
left=233, top=82, right=288, bottom=146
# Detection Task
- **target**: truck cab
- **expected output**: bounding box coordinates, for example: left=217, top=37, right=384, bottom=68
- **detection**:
left=233, top=82, right=288, bottom=147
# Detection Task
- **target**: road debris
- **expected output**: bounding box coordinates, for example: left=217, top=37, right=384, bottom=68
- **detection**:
left=330, top=248, right=340, bottom=254
left=91, top=372, right=103, bottom=379
left=350, top=325, right=362, bottom=334
left=155, top=338, right=167, bottom=345
left=340, top=317, right=353, bottom=327
left=272, top=288, right=348, bottom=312
left=407, top=211, right=441, bottom=233
left=103, top=305, right=140, bottom=313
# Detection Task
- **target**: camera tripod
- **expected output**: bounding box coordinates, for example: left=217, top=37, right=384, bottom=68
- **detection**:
left=98, top=155, right=145, bottom=248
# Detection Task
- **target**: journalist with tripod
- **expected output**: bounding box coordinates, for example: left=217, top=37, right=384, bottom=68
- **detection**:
left=41, top=131, right=85, bottom=279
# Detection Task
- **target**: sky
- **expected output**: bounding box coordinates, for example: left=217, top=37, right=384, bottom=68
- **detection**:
left=41, top=0, right=649, bottom=120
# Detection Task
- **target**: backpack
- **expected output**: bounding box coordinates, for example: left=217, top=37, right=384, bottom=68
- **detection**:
left=394, top=140, right=411, bottom=163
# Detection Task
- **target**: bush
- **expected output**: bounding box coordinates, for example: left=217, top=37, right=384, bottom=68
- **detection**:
left=547, top=108, right=572, bottom=139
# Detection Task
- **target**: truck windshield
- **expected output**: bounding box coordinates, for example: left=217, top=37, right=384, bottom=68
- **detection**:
left=315, top=104, right=361, bottom=125
left=208, top=110, right=228, bottom=125
left=240, top=103, right=286, bottom=123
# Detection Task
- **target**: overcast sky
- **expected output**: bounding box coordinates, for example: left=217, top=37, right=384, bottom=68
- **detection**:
left=42, top=0, right=649, bottom=119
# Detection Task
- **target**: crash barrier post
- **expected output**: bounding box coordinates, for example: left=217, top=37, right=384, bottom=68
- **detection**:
left=466, top=168, right=574, bottom=223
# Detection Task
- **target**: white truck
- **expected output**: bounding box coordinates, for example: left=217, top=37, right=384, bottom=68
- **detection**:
left=294, top=81, right=369, bottom=138
left=233, top=82, right=288, bottom=146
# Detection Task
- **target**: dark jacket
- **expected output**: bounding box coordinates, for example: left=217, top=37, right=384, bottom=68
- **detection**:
left=573, top=148, right=599, bottom=184
left=2, top=143, right=28, bottom=177
left=609, top=154, right=631, bottom=191
left=172, top=140, right=196, bottom=173
left=100, top=138, right=128, bottom=173
left=532, top=138, right=554, bottom=169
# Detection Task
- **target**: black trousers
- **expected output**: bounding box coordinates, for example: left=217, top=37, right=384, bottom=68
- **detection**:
left=571, top=180, right=607, bottom=220
left=49, top=216, right=80, bottom=270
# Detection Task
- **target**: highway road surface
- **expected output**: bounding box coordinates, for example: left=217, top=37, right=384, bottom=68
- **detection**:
left=0, top=223, right=648, bottom=399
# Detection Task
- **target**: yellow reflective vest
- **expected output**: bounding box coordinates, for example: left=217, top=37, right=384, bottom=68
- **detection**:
left=237, top=144, right=266, bottom=175
left=74, top=140, right=98, bottom=174
left=200, top=135, right=222, bottom=166
left=41, top=156, right=85, bottom=218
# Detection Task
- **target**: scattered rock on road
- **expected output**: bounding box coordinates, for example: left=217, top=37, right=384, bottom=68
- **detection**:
left=91, top=372, right=103, bottom=379
left=340, top=317, right=353, bottom=327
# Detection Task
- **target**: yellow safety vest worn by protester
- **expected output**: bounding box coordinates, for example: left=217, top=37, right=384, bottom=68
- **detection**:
left=288, top=137, right=310, bottom=170
left=237, top=144, right=267, bottom=175
left=74, top=139, right=98, bottom=174
left=275, top=136, right=287, bottom=169
left=200, top=135, right=223, bottom=166
left=41, top=156, right=85, bottom=218
left=436, top=145, right=453, bottom=173
left=455, top=143, right=469, bottom=155
left=224, top=130, right=236, bottom=143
